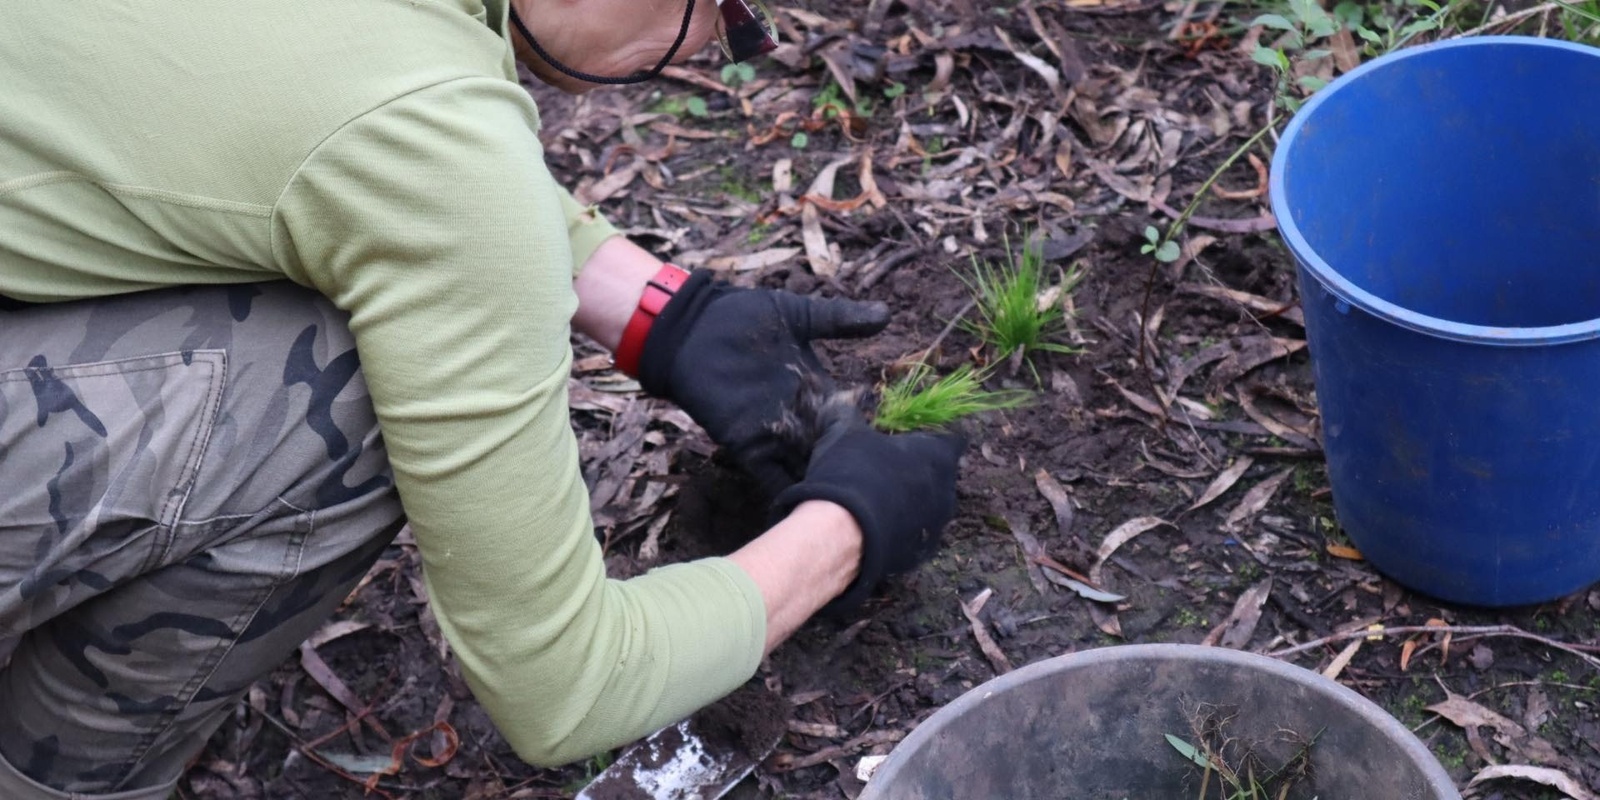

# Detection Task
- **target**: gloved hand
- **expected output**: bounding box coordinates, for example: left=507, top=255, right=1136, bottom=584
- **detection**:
left=638, top=270, right=890, bottom=498
left=771, top=404, right=966, bottom=616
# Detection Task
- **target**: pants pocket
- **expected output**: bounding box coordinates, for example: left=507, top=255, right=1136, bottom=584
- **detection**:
left=0, top=351, right=227, bottom=629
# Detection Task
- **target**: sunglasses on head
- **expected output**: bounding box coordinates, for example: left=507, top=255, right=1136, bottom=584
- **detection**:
left=715, top=0, right=779, bottom=63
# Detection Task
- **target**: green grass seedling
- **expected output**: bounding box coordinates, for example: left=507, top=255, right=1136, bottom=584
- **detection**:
left=958, top=236, right=1082, bottom=370
left=873, top=363, right=1029, bottom=433
left=1163, top=725, right=1321, bottom=800
left=1556, top=0, right=1600, bottom=43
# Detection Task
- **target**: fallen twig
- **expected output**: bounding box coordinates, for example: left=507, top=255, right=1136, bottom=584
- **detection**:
left=255, top=707, right=400, bottom=800
left=770, top=729, right=905, bottom=771
left=857, top=244, right=924, bottom=290
left=918, top=297, right=978, bottom=363
left=1265, top=624, right=1600, bottom=672
left=1448, top=2, right=1561, bottom=38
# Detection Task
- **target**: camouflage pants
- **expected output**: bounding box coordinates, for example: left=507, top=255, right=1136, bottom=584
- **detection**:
left=0, top=282, right=404, bottom=799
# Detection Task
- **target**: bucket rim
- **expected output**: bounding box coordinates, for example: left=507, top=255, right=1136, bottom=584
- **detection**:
left=860, top=643, right=1461, bottom=799
left=1269, top=35, right=1600, bottom=346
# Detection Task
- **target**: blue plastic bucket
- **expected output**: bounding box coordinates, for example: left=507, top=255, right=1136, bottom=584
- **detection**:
left=1271, top=36, right=1600, bottom=606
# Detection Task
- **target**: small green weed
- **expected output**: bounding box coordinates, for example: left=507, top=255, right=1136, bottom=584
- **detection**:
left=716, top=165, right=761, bottom=203
left=1142, top=225, right=1181, bottom=263
left=744, top=222, right=773, bottom=246
left=959, top=237, right=1083, bottom=368
left=561, top=751, right=616, bottom=793
left=1339, top=0, right=1457, bottom=55
left=872, top=363, right=1030, bottom=433
left=1163, top=722, right=1320, bottom=800
left=813, top=80, right=875, bottom=120
left=1245, top=0, right=1459, bottom=112
left=1235, top=559, right=1263, bottom=583
left=719, top=62, right=757, bottom=88
left=1247, top=0, right=1342, bottom=111
left=1556, top=0, right=1600, bottom=43
left=1291, top=464, right=1320, bottom=495
left=647, top=92, right=709, bottom=119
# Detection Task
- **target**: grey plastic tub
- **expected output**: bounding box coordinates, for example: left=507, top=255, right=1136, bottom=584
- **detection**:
left=861, top=644, right=1460, bottom=800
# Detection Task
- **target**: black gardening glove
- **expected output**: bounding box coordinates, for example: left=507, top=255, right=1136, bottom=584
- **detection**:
left=638, top=270, right=890, bottom=498
left=771, top=405, right=966, bottom=616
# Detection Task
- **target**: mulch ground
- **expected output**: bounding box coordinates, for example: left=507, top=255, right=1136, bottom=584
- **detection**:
left=184, top=1, right=1600, bottom=797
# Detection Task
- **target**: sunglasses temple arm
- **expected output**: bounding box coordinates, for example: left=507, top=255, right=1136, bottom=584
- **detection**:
left=717, top=0, right=779, bottom=62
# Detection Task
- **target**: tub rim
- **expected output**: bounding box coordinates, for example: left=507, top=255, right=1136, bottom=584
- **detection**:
left=861, top=643, right=1461, bottom=799
left=1269, top=35, right=1600, bottom=346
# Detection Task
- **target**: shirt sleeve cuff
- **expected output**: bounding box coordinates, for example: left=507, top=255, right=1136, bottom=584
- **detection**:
left=637, top=557, right=768, bottom=725
left=557, top=185, right=621, bottom=276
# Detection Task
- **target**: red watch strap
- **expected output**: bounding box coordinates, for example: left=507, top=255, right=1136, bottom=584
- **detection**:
left=614, top=264, right=689, bottom=377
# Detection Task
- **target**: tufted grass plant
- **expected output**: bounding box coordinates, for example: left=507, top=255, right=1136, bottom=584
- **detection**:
left=872, top=363, right=1029, bottom=433
left=958, top=235, right=1082, bottom=367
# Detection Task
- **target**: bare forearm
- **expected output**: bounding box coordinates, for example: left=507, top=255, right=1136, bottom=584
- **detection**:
left=728, top=500, right=863, bottom=653
left=574, top=242, right=866, bottom=646
left=571, top=235, right=662, bottom=351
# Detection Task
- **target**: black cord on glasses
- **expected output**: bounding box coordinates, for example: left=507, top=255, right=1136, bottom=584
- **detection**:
left=507, top=0, right=695, bottom=85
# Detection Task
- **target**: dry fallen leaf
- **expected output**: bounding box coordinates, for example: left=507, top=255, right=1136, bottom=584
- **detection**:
left=1035, top=556, right=1127, bottom=603
left=1177, top=283, right=1306, bottom=327
left=799, top=204, right=836, bottom=278
left=1326, top=543, right=1364, bottom=561
left=574, top=160, right=644, bottom=205
left=1321, top=638, right=1362, bottom=682
left=1089, top=602, right=1123, bottom=638
left=994, top=26, right=1061, bottom=94
left=1467, top=764, right=1598, bottom=800
left=959, top=588, right=1013, bottom=674
left=1202, top=578, right=1272, bottom=649
left=1110, top=379, right=1166, bottom=419
left=1329, top=27, right=1362, bottom=74
left=298, top=642, right=372, bottom=719
left=1033, top=469, right=1075, bottom=537
left=1003, top=513, right=1052, bottom=597
left=1427, top=617, right=1452, bottom=662
left=1236, top=390, right=1319, bottom=451
left=855, top=754, right=888, bottom=784
left=1089, top=516, right=1172, bottom=585
left=704, top=247, right=801, bottom=272
left=772, top=158, right=794, bottom=193
left=1221, top=468, right=1293, bottom=532
left=307, top=619, right=372, bottom=649
left=799, top=157, right=854, bottom=278
left=1188, top=456, right=1254, bottom=513
left=788, top=720, right=846, bottom=739
left=1213, top=153, right=1269, bottom=200
left=1206, top=337, right=1307, bottom=402
left=1427, top=690, right=1565, bottom=766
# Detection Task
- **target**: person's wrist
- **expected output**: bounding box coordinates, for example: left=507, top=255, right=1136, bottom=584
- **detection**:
left=775, top=481, right=883, bottom=615
left=613, top=263, right=689, bottom=377
left=571, top=237, right=663, bottom=350
left=792, top=499, right=864, bottom=578
left=636, top=269, right=716, bottom=396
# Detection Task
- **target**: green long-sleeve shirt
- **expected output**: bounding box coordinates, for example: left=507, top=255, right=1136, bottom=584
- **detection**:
left=1, top=0, right=765, bottom=765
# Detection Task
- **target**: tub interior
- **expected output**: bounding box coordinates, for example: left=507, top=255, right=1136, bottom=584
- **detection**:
left=1281, top=41, right=1600, bottom=330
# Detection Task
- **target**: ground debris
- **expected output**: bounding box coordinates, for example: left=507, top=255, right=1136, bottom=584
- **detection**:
left=192, top=0, right=1600, bottom=795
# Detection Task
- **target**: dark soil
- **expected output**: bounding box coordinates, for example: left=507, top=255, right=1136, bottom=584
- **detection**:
left=694, top=685, right=790, bottom=765
left=182, top=1, right=1600, bottom=798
